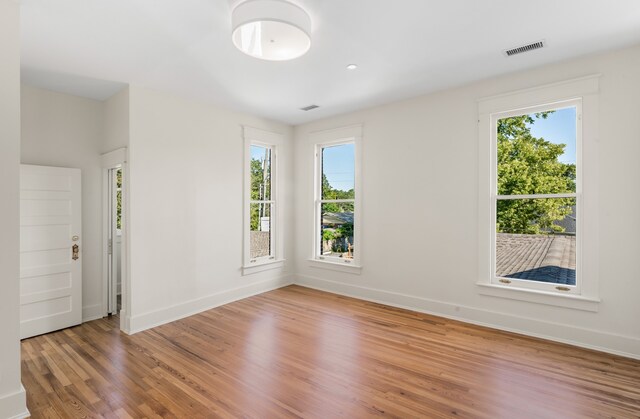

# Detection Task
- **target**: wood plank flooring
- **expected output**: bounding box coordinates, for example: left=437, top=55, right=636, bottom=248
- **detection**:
left=21, top=285, right=640, bottom=418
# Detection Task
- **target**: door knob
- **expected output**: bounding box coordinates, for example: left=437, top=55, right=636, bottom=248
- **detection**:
left=72, top=244, right=79, bottom=260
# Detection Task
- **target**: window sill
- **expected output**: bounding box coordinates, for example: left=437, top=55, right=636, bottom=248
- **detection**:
left=242, top=259, right=285, bottom=276
left=476, top=282, right=600, bottom=312
left=307, top=259, right=362, bottom=275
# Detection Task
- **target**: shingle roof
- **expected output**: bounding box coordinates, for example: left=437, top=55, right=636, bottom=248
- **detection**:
left=322, top=212, right=354, bottom=225
left=496, top=233, right=576, bottom=285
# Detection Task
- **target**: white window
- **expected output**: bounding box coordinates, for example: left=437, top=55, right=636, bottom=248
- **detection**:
left=243, top=127, right=284, bottom=274
left=311, top=125, right=362, bottom=271
left=492, top=100, right=581, bottom=294
left=477, top=76, right=600, bottom=311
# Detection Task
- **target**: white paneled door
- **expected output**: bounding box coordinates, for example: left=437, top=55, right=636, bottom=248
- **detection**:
left=20, top=165, right=82, bottom=339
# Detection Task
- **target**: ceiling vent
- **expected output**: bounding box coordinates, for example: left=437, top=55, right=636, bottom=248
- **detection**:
left=300, top=104, right=319, bottom=111
left=504, top=40, right=545, bottom=57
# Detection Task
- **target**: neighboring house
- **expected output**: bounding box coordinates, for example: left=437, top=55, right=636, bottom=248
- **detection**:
left=322, top=212, right=354, bottom=257
left=322, top=211, right=354, bottom=226
left=554, top=205, right=577, bottom=234
left=496, top=233, right=576, bottom=285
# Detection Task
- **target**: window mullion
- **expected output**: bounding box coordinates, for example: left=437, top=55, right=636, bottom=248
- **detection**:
left=496, top=193, right=577, bottom=200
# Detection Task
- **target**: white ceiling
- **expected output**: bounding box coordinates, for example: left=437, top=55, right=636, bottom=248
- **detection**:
left=20, top=0, right=640, bottom=125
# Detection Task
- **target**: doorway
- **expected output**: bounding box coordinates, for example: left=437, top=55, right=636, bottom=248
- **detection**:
left=102, top=147, right=127, bottom=327
left=107, top=166, right=122, bottom=315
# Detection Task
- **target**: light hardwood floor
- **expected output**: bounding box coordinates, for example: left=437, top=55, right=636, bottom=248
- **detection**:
left=21, top=285, right=640, bottom=418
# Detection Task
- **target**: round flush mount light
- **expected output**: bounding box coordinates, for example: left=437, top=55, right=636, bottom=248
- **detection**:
left=231, top=0, right=311, bottom=61
left=346, top=64, right=358, bottom=70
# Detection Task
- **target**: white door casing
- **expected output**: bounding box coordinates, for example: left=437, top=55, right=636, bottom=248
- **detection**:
left=20, top=165, right=82, bottom=339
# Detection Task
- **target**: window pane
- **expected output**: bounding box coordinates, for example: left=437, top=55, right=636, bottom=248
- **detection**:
left=322, top=143, right=355, bottom=200
left=250, top=203, right=271, bottom=259
left=116, top=189, right=122, bottom=230
left=496, top=198, right=576, bottom=285
left=320, top=202, right=354, bottom=259
left=250, top=145, right=271, bottom=201
left=497, top=107, right=576, bottom=195
left=114, top=168, right=123, bottom=231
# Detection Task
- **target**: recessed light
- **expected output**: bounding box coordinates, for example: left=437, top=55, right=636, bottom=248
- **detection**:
left=346, top=64, right=358, bottom=70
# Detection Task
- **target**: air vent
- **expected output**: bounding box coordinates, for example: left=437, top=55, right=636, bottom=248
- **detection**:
left=300, top=104, right=319, bottom=111
left=504, top=40, right=545, bottom=57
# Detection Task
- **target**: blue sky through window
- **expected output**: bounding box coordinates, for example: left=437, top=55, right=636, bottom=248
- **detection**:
left=323, top=143, right=355, bottom=192
left=527, top=107, right=576, bottom=164
left=251, top=145, right=268, bottom=161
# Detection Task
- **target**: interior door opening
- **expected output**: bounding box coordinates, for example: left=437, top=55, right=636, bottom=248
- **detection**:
left=107, top=166, right=123, bottom=315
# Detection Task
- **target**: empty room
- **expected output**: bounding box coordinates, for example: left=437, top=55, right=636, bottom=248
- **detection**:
left=1, top=0, right=640, bottom=417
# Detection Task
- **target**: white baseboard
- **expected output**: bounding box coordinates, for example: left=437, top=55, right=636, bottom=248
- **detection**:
left=296, top=274, right=640, bottom=360
left=0, top=385, right=29, bottom=419
left=127, top=275, right=293, bottom=334
left=82, top=303, right=104, bottom=322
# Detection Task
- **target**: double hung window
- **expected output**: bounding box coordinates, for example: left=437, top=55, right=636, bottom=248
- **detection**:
left=311, top=125, right=362, bottom=270
left=492, top=100, right=581, bottom=294
left=477, top=76, right=600, bottom=310
left=243, top=127, right=284, bottom=274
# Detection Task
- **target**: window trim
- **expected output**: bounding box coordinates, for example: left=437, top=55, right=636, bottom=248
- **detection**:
left=490, top=98, right=582, bottom=295
left=477, top=75, right=601, bottom=310
left=250, top=142, right=275, bottom=262
left=310, top=125, right=363, bottom=271
left=242, top=127, right=285, bottom=275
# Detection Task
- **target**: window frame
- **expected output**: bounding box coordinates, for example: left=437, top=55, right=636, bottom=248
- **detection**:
left=490, top=99, right=582, bottom=295
left=310, top=125, right=362, bottom=272
left=242, top=127, right=284, bottom=274
left=477, top=76, right=601, bottom=311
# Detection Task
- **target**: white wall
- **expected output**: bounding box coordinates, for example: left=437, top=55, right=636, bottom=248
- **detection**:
left=0, top=1, right=28, bottom=417
left=293, top=45, right=640, bottom=358
left=126, top=86, right=294, bottom=332
left=21, top=85, right=106, bottom=321
left=103, top=87, right=129, bottom=153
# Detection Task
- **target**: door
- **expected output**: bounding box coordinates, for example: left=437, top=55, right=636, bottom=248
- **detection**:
left=20, top=165, right=82, bottom=339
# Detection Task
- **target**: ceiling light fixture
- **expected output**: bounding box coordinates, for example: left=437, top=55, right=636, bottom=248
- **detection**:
left=231, top=0, right=311, bottom=61
left=346, top=64, right=358, bottom=70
